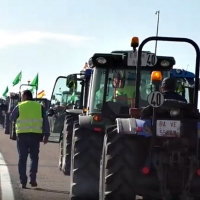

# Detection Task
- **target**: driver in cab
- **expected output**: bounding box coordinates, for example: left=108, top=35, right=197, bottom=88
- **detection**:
left=114, top=72, right=136, bottom=105
left=141, top=77, right=187, bottom=118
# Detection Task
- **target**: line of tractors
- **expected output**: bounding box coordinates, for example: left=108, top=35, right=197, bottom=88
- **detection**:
left=4, top=36, right=200, bottom=200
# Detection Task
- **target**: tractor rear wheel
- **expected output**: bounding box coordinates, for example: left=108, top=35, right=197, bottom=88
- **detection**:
left=70, top=123, right=104, bottom=200
left=58, top=135, right=63, bottom=170
left=61, top=114, right=77, bottom=175
left=100, top=125, right=150, bottom=200
left=4, top=114, right=9, bottom=135
left=9, top=122, right=16, bottom=140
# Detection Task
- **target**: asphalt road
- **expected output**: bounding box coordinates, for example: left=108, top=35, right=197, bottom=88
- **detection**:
left=0, top=128, right=70, bottom=200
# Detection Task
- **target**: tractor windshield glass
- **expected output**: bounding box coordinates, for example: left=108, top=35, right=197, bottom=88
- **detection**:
left=89, top=68, right=170, bottom=114
left=61, top=92, right=80, bottom=105
left=51, top=77, right=82, bottom=112
left=139, top=70, right=169, bottom=106
left=175, top=78, right=193, bottom=103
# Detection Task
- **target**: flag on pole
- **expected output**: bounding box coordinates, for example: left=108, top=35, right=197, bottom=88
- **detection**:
left=12, top=71, right=22, bottom=86
left=2, top=86, right=8, bottom=97
left=37, top=90, right=45, bottom=98
left=30, top=73, right=39, bottom=90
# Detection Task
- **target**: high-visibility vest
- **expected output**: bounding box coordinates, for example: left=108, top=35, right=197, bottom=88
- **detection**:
left=115, top=86, right=135, bottom=104
left=116, top=86, right=135, bottom=98
left=16, top=101, right=43, bottom=134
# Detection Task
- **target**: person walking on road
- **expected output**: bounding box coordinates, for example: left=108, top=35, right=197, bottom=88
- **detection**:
left=10, top=90, right=50, bottom=189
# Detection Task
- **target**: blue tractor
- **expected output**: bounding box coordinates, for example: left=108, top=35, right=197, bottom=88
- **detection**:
left=99, top=36, right=200, bottom=200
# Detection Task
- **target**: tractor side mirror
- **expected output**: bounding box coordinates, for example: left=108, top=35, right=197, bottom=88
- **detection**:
left=66, top=74, right=77, bottom=89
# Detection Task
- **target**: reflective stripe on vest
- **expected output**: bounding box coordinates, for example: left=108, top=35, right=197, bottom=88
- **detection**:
left=16, top=101, right=43, bottom=134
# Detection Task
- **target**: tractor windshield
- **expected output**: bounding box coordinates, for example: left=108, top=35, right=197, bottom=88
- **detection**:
left=61, top=91, right=80, bottom=106
left=89, top=67, right=170, bottom=114
left=51, top=77, right=82, bottom=113
left=174, top=78, right=194, bottom=103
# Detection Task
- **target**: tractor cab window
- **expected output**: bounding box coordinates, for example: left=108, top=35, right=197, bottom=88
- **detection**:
left=89, top=68, right=174, bottom=114
left=89, top=67, right=137, bottom=114
left=139, top=72, right=193, bottom=106
left=111, top=70, right=136, bottom=106
left=87, top=68, right=111, bottom=111
left=51, top=77, right=82, bottom=113
left=61, top=91, right=80, bottom=106
left=175, top=78, right=193, bottom=103
left=139, top=70, right=170, bottom=106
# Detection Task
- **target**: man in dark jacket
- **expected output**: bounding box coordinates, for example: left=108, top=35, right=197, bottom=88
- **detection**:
left=141, top=77, right=187, bottom=118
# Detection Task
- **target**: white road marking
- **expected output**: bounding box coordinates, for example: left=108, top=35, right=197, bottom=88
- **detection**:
left=0, top=153, right=15, bottom=200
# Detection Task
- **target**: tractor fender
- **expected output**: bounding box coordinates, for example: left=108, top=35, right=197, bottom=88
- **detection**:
left=116, top=118, right=152, bottom=137
left=116, top=118, right=137, bottom=134
left=66, top=109, right=82, bottom=115
left=79, top=114, right=93, bottom=127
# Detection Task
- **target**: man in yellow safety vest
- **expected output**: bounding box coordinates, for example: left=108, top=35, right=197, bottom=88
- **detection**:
left=10, top=90, right=50, bottom=189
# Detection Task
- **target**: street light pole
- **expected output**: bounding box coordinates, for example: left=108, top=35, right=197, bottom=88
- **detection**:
left=155, top=10, right=160, bottom=55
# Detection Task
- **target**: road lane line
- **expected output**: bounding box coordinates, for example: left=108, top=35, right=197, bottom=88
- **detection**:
left=0, top=153, right=15, bottom=200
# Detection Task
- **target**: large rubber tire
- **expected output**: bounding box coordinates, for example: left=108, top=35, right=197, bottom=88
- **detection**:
left=10, top=122, right=16, bottom=140
left=58, top=135, right=63, bottom=170
left=9, top=122, right=12, bottom=139
left=70, top=123, right=104, bottom=200
left=99, top=125, right=150, bottom=200
left=61, top=114, right=77, bottom=175
left=4, top=114, right=10, bottom=135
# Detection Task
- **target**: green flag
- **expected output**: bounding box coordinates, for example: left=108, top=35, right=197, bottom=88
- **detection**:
left=69, top=92, right=76, bottom=102
left=12, top=71, right=22, bottom=86
left=2, top=86, right=8, bottom=97
left=30, top=73, right=38, bottom=90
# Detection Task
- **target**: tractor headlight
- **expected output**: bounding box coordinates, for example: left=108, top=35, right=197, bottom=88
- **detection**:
left=170, top=109, right=180, bottom=117
left=96, top=57, right=107, bottom=64
left=161, top=60, right=170, bottom=67
left=176, top=69, right=182, bottom=74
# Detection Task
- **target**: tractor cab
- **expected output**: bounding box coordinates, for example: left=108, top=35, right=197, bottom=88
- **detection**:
left=79, top=37, right=176, bottom=128
left=48, top=67, right=92, bottom=143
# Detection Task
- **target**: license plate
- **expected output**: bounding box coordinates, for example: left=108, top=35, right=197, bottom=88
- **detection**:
left=156, top=120, right=180, bottom=137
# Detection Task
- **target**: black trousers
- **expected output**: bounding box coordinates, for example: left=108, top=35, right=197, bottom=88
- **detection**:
left=17, top=133, right=41, bottom=184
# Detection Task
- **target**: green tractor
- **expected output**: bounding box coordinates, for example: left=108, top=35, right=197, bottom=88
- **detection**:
left=99, top=37, right=200, bottom=200
left=48, top=74, right=82, bottom=143
left=48, top=68, right=91, bottom=175
left=69, top=37, right=180, bottom=199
